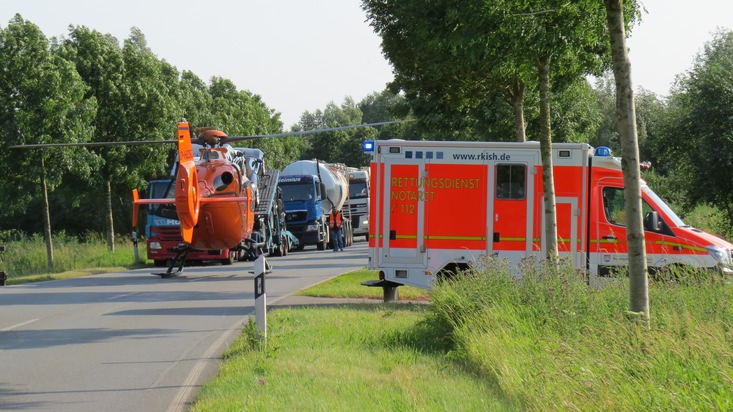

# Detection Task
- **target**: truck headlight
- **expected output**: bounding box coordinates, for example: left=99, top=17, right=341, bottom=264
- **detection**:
left=149, top=241, right=163, bottom=250
left=306, top=223, right=318, bottom=231
left=706, top=246, right=732, bottom=267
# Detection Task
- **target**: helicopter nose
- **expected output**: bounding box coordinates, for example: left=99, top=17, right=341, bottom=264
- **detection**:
left=214, top=171, right=234, bottom=191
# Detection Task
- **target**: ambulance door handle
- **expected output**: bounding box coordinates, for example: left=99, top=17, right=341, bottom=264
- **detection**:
left=602, top=234, right=617, bottom=240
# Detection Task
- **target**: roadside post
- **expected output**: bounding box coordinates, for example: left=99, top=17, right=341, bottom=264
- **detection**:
left=0, top=244, right=6, bottom=286
left=254, top=255, right=267, bottom=340
left=132, top=230, right=139, bottom=264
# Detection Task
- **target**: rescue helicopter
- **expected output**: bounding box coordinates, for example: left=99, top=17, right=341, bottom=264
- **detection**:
left=11, top=119, right=402, bottom=277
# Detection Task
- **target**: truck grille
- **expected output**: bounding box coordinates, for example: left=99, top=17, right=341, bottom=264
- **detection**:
left=153, top=226, right=181, bottom=241
left=286, top=211, right=307, bottom=222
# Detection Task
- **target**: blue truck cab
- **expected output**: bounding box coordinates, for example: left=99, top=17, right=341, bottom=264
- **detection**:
left=278, top=174, right=329, bottom=250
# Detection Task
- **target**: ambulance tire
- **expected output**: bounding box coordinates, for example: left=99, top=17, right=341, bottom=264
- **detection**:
left=437, top=263, right=470, bottom=281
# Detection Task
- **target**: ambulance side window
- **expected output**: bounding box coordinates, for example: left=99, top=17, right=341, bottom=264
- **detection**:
left=496, top=164, right=526, bottom=200
left=602, top=187, right=657, bottom=228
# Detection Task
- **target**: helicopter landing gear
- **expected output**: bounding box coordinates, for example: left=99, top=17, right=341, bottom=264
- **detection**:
left=153, top=244, right=190, bottom=278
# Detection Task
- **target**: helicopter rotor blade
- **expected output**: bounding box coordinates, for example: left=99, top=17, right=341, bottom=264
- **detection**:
left=219, top=119, right=412, bottom=144
left=8, top=140, right=177, bottom=149
left=7, top=119, right=412, bottom=149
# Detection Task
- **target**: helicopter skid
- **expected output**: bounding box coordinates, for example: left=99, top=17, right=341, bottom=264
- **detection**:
left=153, top=270, right=181, bottom=278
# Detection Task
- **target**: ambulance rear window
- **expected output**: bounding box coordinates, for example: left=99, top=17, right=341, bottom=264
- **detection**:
left=496, top=164, right=526, bottom=200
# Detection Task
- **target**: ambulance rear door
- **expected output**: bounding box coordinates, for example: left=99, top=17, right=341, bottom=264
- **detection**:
left=492, top=154, right=539, bottom=264
left=380, top=148, right=427, bottom=268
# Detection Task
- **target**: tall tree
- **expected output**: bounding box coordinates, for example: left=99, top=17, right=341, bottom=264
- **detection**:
left=363, top=0, right=533, bottom=142
left=108, top=28, right=178, bottom=249
left=358, top=89, right=418, bottom=141
left=364, top=0, right=635, bottom=262
left=0, top=15, right=97, bottom=268
left=604, top=0, right=648, bottom=320
left=299, top=98, right=378, bottom=167
left=662, top=30, right=733, bottom=220
left=206, top=76, right=294, bottom=169
left=60, top=26, right=129, bottom=251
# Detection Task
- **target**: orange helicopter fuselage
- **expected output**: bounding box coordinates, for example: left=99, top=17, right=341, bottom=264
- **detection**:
left=187, top=148, right=253, bottom=251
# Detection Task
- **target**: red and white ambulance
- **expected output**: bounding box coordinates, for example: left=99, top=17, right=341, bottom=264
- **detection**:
left=365, top=139, right=733, bottom=289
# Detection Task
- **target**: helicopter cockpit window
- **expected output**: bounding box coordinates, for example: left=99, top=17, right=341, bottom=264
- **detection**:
left=203, top=151, right=220, bottom=161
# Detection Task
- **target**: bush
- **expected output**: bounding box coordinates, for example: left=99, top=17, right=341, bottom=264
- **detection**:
left=681, top=203, right=733, bottom=240
left=430, top=259, right=733, bottom=410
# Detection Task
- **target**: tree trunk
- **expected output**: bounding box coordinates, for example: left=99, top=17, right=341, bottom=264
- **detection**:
left=40, top=158, right=54, bottom=271
left=605, top=0, right=649, bottom=321
left=538, top=55, right=558, bottom=263
left=106, top=179, right=115, bottom=252
left=510, top=80, right=527, bottom=142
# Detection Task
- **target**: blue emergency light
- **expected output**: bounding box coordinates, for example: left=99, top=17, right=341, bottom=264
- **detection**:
left=363, top=140, right=375, bottom=153
left=594, top=146, right=612, bottom=157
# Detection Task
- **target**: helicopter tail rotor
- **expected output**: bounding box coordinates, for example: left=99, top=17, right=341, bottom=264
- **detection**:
left=174, top=122, right=200, bottom=243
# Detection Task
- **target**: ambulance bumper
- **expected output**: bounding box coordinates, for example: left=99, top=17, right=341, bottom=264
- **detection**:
left=707, top=246, right=733, bottom=275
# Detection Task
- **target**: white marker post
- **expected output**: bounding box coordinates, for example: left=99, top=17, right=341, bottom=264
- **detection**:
left=254, top=255, right=267, bottom=341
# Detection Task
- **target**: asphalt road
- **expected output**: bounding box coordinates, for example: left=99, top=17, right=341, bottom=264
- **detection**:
left=0, top=241, right=369, bottom=411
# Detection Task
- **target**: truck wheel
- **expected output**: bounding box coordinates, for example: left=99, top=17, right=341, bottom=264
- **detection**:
left=272, top=239, right=283, bottom=257
left=154, top=260, right=166, bottom=267
left=318, top=228, right=328, bottom=251
left=221, top=250, right=236, bottom=265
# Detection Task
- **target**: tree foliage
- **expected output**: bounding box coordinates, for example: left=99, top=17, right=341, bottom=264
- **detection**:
left=658, top=30, right=733, bottom=220
left=0, top=15, right=285, bottom=241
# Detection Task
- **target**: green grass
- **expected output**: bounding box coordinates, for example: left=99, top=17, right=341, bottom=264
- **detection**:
left=429, top=258, right=733, bottom=411
left=192, top=305, right=515, bottom=411
left=196, top=258, right=733, bottom=411
left=0, top=232, right=148, bottom=284
left=297, top=268, right=431, bottom=301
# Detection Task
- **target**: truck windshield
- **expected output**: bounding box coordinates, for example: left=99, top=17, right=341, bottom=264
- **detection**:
left=148, top=180, right=174, bottom=209
left=643, top=186, right=687, bottom=227
left=280, top=183, right=314, bottom=201
left=349, top=181, right=368, bottom=198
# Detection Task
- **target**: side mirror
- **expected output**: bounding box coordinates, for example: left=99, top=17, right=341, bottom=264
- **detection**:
left=644, top=211, right=661, bottom=232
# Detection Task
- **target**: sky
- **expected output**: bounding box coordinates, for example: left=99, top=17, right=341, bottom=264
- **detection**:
left=1, top=0, right=732, bottom=128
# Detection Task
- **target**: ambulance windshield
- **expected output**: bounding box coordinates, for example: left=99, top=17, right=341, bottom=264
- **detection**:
left=643, top=187, right=687, bottom=228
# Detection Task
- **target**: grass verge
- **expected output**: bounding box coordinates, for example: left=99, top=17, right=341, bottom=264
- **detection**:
left=191, top=305, right=515, bottom=411
left=195, top=259, right=733, bottom=411
left=296, top=268, right=431, bottom=301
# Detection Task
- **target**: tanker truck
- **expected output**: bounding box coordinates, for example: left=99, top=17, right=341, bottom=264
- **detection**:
left=278, top=160, right=353, bottom=250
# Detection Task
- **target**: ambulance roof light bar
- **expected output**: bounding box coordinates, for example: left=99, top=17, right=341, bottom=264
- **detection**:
left=363, top=140, right=375, bottom=153
left=594, top=146, right=612, bottom=157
